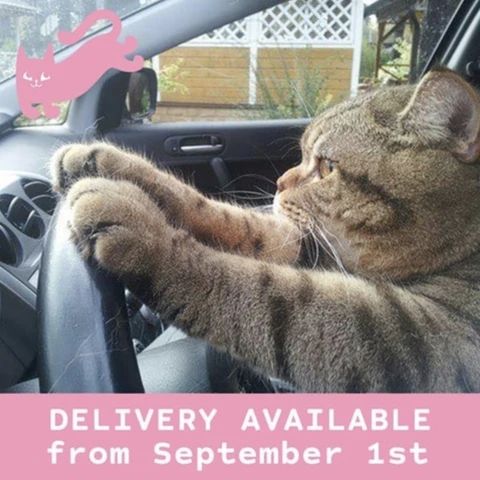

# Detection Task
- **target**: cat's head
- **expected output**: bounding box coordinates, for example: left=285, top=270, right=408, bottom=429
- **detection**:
left=275, top=69, right=480, bottom=279
left=16, top=45, right=54, bottom=89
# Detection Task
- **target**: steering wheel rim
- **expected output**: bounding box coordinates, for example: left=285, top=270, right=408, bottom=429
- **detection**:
left=37, top=201, right=144, bottom=393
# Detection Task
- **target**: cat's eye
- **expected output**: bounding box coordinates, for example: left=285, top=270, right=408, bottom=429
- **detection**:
left=22, top=72, right=32, bottom=81
left=40, top=73, right=50, bottom=82
left=318, top=157, right=337, bottom=178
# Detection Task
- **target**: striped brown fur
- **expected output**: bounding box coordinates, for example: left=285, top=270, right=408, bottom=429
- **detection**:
left=51, top=69, right=480, bottom=392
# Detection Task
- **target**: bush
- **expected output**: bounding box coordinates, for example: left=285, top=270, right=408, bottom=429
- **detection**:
left=380, top=38, right=411, bottom=82
left=248, top=51, right=332, bottom=120
left=158, top=59, right=188, bottom=95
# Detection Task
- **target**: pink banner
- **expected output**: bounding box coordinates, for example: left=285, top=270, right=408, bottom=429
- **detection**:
left=0, top=394, right=477, bottom=479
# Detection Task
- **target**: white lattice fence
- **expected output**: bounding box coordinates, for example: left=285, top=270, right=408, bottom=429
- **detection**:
left=190, top=0, right=359, bottom=48
left=260, top=0, right=353, bottom=45
left=178, top=0, right=364, bottom=103
left=199, top=18, right=250, bottom=45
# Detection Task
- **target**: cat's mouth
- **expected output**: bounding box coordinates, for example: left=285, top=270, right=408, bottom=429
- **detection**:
left=273, top=192, right=298, bottom=223
left=274, top=191, right=357, bottom=271
left=273, top=192, right=308, bottom=226
left=30, top=82, right=44, bottom=89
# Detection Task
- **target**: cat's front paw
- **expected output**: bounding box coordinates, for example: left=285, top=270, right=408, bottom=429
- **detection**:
left=67, top=177, right=168, bottom=279
left=51, top=143, right=127, bottom=193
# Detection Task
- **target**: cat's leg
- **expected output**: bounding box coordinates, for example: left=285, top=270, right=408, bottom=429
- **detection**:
left=67, top=178, right=471, bottom=392
left=51, top=143, right=302, bottom=264
left=43, top=103, right=61, bottom=119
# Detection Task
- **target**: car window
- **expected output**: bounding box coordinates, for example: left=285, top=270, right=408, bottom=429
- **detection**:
left=149, top=0, right=460, bottom=124
left=0, top=0, right=164, bottom=84
left=6, top=0, right=461, bottom=127
left=3, top=0, right=165, bottom=126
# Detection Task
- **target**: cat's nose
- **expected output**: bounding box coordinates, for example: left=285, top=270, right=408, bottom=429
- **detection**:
left=277, top=167, right=301, bottom=192
left=277, top=176, right=287, bottom=193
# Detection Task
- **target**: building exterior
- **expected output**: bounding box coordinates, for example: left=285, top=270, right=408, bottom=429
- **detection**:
left=0, top=0, right=365, bottom=122
left=157, top=0, right=364, bottom=121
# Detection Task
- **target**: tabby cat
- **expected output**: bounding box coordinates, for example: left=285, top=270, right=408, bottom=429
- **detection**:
left=51, top=69, right=480, bottom=392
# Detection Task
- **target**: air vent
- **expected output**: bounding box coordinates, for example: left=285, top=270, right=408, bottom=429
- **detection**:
left=0, top=194, right=45, bottom=239
left=22, top=179, right=57, bottom=215
left=0, top=224, right=20, bottom=266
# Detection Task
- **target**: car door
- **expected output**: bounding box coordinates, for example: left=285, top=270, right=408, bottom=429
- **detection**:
left=106, top=119, right=306, bottom=205
left=104, top=0, right=463, bottom=207
left=102, top=0, right=365, bottom=204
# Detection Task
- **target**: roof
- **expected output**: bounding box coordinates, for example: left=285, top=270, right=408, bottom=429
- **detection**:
left=364, top=0, right=422, bottom=20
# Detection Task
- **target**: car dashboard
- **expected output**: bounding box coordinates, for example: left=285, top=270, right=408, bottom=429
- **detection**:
left=0, top=125, right=82, bottom=389
left=0, top=172, right=57, bottom=387
left=0, top=126, right=294, bottom=393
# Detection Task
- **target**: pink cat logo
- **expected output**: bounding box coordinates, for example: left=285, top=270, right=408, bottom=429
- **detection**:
left=16, top=9, right=144, bottom=119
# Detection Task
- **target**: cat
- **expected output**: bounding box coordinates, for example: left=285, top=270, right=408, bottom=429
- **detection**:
left=16, top=9, right=143, bottom=120
left=50, top=68, right=480, bottom=393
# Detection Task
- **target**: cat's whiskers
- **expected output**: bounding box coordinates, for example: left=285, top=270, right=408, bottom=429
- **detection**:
left=308, top=220, right=347, bottom=274
left=220, top=188, right=275, bottom=202
left=82, top=118, right=103, bottom=143
left=221, top=174, right=277, bottom=191
left=305, top=225, right=322, bottom=268
left=304, top=228, right=318, bottom=267
left=264, top=226, right=308, bottom=258
left=256, top=186, right=276, bottom=198
left=318, top=221, right=357, bottom=277
left=318, top=222, right=348, bottom=275
left=222, top=189, right=274, bottom=197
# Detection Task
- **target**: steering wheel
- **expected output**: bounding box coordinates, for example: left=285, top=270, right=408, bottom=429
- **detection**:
left=37, top=201, right=144, bottom=393
left=37, top=201, right=277, bottom=393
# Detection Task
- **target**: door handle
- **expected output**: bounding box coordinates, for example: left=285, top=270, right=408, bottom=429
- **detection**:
left=164, top=134, right=225, bottom=156
left=180, top=144, right=223, bottom=154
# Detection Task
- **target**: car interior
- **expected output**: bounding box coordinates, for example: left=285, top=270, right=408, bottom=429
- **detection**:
left=0, top=0, right=479, bottom=393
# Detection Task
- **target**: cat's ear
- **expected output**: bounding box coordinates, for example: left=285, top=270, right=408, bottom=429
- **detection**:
left=399, top=69, right=480, bottom=163
left=43, top=44, right=54, bottom=61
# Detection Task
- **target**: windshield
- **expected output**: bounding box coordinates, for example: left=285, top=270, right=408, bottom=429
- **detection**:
left=0, top=0, right=162, bottom=83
